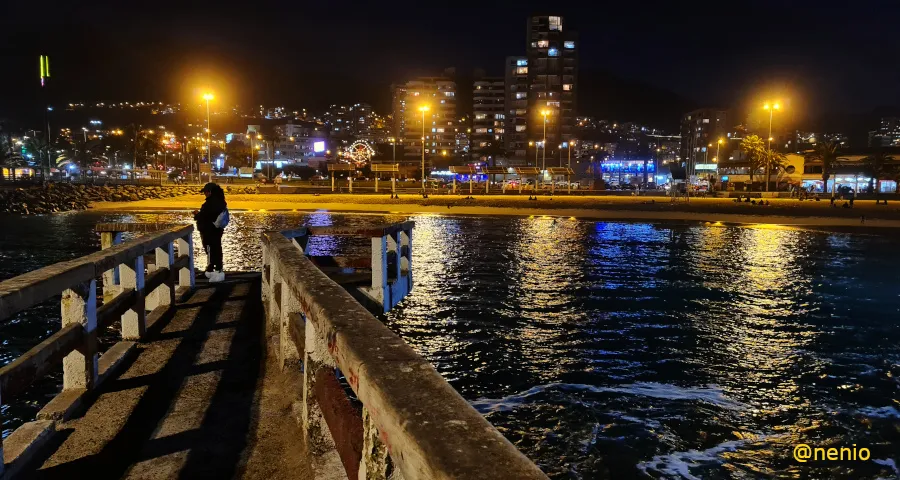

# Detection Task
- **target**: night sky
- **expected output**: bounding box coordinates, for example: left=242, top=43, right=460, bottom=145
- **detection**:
left=1, top=0, right=897, bottom=128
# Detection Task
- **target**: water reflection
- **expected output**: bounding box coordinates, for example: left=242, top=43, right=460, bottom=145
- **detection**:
left=1, top=213, right=898, bottom=478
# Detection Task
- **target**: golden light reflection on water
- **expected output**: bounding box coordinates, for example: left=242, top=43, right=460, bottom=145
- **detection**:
left=54, top=212, right=900, bottom=479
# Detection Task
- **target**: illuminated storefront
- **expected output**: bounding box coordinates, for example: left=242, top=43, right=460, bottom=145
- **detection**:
left=600, top=160, right=654, bottom=185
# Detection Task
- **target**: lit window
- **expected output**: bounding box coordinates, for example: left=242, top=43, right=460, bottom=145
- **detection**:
left=445, top=91, right=455, bottom=97
left=479, top=142, right=488, bottom=147
left=547, top=101, right=560, bottom=107
left=496, top=114, right=505, bottom=119
left=516, top=59, right=528, bottom=66
left=436, top=128, right=445, bottom=133
left=564, top=41, right=575, bottom=49
left=516, top=92, right=527, bottom=99
left=516, top=125, right=526, bottom=132
left=495, top=128, right=504, bottom=134
left=516, top=109, right=527, bottom=115
left=702, top=119, right=710, bottom=124
left=548, top=48, right=559, bottom=57
left=411, top=91, right=420, bottom=96
left=549, top=16, right=562, bottom=31
left=440, top=100, right=445, bottom=104
left=475, top=128, right=488, bottom=133
left=537, top=40, right=549, bottom=48
left=516, top=66, right=528, bottom=74
left=474, top=114, right=486, bottom=120
left=563, top=84, right=573, bottom=91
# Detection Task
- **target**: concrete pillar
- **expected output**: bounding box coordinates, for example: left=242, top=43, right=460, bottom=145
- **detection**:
left=568, top=175, right=572, bottom=194
left=61, top=280, right=98, bottom=391
left=469, top=176, right=473, bottom=194
left=485, top=176, right=490, bottom=194
left=452, top=176, right=456, bottom=195
left=280, top=288, right=301, bottom=370
left=375, top=176, right=378, bottom=193
left=551, top=177, right=555, bottom=195
left=331, top=176, right=335, bottom=192
left=358, top=406, right=397, bottom=480
left=349, top=176, right=353, bottom=193
left=391, top=176, right=396, bottom=193
left=268, top=261, right=282, bottom=331
left=176, top=235, right=195, bottom=289
left=100, top=231, right=123, bottom=300
left=371, top=235, right=388, bottom=311
left=120, top=256, right=146, bottom=340
left=303, top=320, right=335, bottom=455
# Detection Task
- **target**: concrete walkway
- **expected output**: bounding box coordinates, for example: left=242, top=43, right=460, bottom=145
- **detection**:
left=23, top=273, right=311, bottom=479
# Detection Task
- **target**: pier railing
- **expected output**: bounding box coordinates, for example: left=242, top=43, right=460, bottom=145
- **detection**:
left=0, top=224, right=194, bottom=477
left=261, top=223, right=547, bottom=479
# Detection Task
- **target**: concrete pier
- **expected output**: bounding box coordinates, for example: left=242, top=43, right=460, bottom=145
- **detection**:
left=0, top=222, right=548, bottom=479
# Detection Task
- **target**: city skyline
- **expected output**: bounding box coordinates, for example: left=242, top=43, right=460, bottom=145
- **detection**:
left=1, top=1, right=898, bottom=129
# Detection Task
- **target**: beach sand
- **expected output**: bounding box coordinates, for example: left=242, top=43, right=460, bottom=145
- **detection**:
left=90, top=193, right=900, bottom=228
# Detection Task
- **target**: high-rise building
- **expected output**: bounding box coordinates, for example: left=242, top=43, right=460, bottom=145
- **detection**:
left=680, top=109, right=728, bottom=175
left=525, top=15, right=578, bottom=169
left=504, top=56, right=529, bottom=162
left=868, top=117, right=900, bottom=147
left=472, top=77, right=505, bottom=160
left=391, top=77, right=457, bottom=162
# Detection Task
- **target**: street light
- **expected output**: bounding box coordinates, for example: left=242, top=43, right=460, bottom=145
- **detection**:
left=419, top=105, right=430, bottom=193
left=203, top=93, right=214, bottom=182
left=763, top=102, right=780, bottom=192
left=389, top=137, right=396, bottom=163
left=540, top=109, right=550, bottom=173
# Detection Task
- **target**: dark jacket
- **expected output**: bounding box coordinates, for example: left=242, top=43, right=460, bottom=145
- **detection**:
left=194, top=195, right=226, bottom=234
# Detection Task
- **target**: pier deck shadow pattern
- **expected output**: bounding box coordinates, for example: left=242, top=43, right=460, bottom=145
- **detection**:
left=21, top=273, right=311, bottom=479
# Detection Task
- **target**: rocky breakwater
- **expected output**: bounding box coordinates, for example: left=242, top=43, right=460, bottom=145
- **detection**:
left=0, top=183, right=256, bottom=215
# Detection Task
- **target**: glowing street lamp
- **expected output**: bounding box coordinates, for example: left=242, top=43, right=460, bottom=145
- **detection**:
left=540, top=109, right=550, bottom=172
left=203, top=93, right=214, bottom=167
left=418, top=105, right=430, bottom=193
left=762, top=102, right=781, bottom=192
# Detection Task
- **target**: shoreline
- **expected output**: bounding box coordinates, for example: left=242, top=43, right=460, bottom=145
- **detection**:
left=88, top=194, right=900, bottom=228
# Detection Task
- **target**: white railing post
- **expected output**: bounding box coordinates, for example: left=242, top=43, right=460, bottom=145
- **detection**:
left=120, top=256, right=146, bottom=340
left=100, top=231, right=124, bottom=300
left=371, top=234, right=388, bottom=311
left=176, top=234, right=195, bottom=289
left=401, top=225, right=413, bottom=292
left=148, top=242, right=175, bottom=310
left=61, top=279, right=98, bottom=391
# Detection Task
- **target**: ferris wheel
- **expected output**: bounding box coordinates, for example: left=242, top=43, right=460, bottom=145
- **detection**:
left=346, top=140, right=375, bottom=165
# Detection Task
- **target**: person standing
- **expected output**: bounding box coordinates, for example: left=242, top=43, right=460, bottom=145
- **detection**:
left=193, top=183, right=229, bottom=282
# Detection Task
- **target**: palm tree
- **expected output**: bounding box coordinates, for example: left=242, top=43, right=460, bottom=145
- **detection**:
left=24, top=133, right=51, bottom=180
left=0, top=135, right=25, bottom=181
left=806, top=141, right=840, bottom=195
left=740, top=134, right=765, bottom=186
left=56, top=138, right=103, bottom=171
left=861, top=151, right=895, bottom=199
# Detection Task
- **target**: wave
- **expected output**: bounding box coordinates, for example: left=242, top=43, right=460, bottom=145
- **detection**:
left=636, top=438, right=750, bottom=480
left=470, top=382, right=745, bottom=413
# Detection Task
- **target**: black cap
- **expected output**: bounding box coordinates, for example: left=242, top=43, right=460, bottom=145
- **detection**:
left=201, top=182, right=216, bottom=193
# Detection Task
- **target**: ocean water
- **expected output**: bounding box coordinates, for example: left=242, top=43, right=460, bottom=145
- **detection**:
left=1, top=211, right=898, bottom=478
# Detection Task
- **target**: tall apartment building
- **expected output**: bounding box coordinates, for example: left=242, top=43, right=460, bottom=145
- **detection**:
left=868, top=117, right=900, bottom=147
left=525, top=15, right=578, bottom=167
left=504, top=56, right=529, bottom=162
left=472, top=77, right=505, bottom=161
left=680, top=109, right=728, bottom=175
left=391, top=77, right=457, bottom=162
